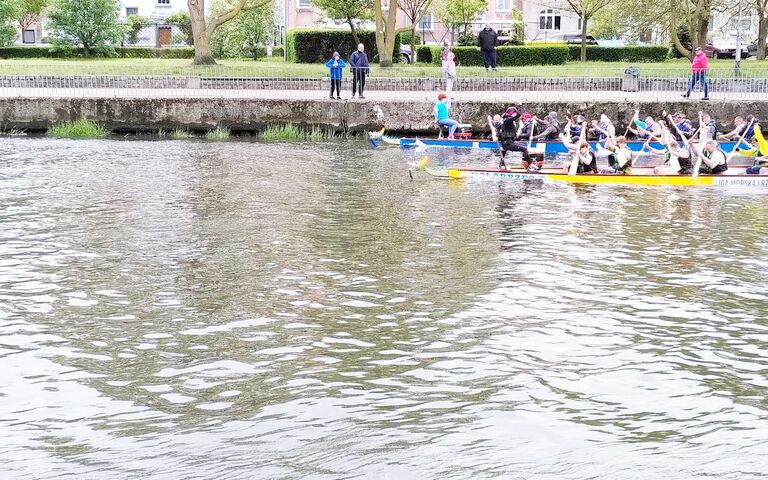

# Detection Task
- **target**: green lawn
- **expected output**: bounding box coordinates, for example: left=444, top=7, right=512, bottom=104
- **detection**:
left=0, top=57, right=765, bottom=78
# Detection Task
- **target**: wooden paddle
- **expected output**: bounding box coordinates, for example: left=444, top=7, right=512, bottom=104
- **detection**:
left=527, top=119, right=537, bottom=150
left=568, top=122, right=587, bottom=176
left=487, top=115, right=498, bottom=142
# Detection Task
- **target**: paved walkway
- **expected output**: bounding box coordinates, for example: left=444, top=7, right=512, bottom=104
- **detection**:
left=0, top=87, right=764, bottom=102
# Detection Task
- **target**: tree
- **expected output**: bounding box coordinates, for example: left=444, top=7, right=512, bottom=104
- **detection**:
left=312, top=0, right=373, bottom=47
left=558, top=0, right=612, bottom=61
left=756, top=0, right=768, bottom=60
left=398, top=0, right=434, bottom=59
left=0, top=0, right=19, bottom=46
left=46, top=0, right=123, bottom=55
left=211, top=0, right=274, bottom=58
left=669, top=0, right=712, bottom=60
left=187, top=0, right=272, bottom=65
left=434, top=0, right=487, bottom=38
left=124, top=15, right=151, bottom=45
left=15, top=0, right=47, bottom=32
left=166, top=11, right=194, bottom=46
left=510, top=6, right=524, bottom=44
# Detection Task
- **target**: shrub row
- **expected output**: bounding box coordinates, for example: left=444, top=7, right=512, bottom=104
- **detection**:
left=287, top=29, right=400, bottom=63
left=0, top=46, right=195, bottom=59
left=567, top=45, right=670, bottom=62
left=416, top=45, right=569, bottom=66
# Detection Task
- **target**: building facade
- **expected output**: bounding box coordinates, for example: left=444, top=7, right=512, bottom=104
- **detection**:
left=117, top=0, right=188, bottom=21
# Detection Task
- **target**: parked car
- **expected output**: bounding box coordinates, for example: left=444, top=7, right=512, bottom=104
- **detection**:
left=546, top=34, right=598, bottom=45
left=746, top=37, right=766, bottom=57
left=703, top=39, right=749, bottom=59
left=400, top=45, right=412, bottom=64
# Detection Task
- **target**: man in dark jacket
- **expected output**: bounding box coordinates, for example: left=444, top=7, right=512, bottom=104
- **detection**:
left=349, top=43, right=370, bottom=99
left=477, top=24, right=499, bottom=71
left=498, top=106, right=535, bottom=170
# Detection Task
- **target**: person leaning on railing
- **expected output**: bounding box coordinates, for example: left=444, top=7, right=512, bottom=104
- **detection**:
left=350, top=43, right=370, bottom=100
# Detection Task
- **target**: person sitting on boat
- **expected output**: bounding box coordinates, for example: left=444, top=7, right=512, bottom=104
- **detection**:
left=647, top=127, right=693, bottom=175
left=600, top=135, right=633, bottom=174
left=434, top=92, right=458, bottom=140
left=560, top=133, right=597, bottom=174
left=700, top=112, right=718, bottom=140
left=590, top=114, right=615, bottom=142
left=718, top=116, right=748, bottom=141
left=692, top=140, right=728, bottom=175
left=519, top=112, right=536, bottom=138
left=498, top=106, right=538, bottom=171
left=739, top=123, right=768, bottom=174
left=670, top=112, right=694, bottom=141
left=629, top=114, right=662, bottom=141
left=569, top=114, right=586, bottom=142
left=532, top=112, right=561, bottom=141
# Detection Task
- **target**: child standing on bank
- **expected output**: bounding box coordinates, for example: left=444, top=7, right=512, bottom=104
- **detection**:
left=325, top=51, right=346, bottom=99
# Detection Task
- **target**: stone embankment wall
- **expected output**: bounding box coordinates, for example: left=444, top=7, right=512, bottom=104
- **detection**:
left=1, top=97, right=767, bottom=134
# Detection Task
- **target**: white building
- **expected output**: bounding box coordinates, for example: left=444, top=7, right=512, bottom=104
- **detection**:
left=118, top=0, right=187, bottom=21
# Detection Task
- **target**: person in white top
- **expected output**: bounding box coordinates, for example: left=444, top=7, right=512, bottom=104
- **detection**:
left=693, top=140, right=728, bottom=175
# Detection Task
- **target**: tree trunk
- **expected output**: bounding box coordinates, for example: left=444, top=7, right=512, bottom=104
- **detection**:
left=411, top=25, right=416, bottom=63
left=188, top=0, right=217, bottom=65
left=580, top=13, right=588, bottom=62
left=347, top=18, right=361, bottom=46
left=670, top=2, right=692, bottom=60
left=758, top=16, right=767, bottom=61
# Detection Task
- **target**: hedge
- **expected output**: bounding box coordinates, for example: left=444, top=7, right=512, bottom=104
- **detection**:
left=416, top=45, right=569, bottom=66
left=400, top=31, right=421, bottom=47
left=567, top=45, right=670, bottom=62
left=0, top=46, right=195, bottom=59
left=272, top=46, right=284, bottom=57
left=287, top=29, right=400, bottom=64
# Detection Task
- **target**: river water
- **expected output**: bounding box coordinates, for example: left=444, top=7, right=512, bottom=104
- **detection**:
left=1, top=137, right=767, bottom=479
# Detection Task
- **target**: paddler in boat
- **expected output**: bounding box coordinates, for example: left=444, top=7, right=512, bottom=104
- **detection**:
left=434, top=92, right=458, bottom=140
left=519, top=112, right=536, bottom=138
left=590, top=114, right=615, bottom=142
left=559, top=130, right=597, bottom=174
left=691, top=139, right=728, bottom=175
left=669, top=112, right=694, bottom=141
left=532, top=112, right=561, bottom=141
left=627, top=110, right=662, bottom=140
left=647, top=124, right=693, bottom=175
left=700, top=112, right=718, bottom=140
left=743, top=134, right=768, bottom=174
left=600, top=136, right=634, bottom=174
left=568, top=114, right=586, bottom=142
left=718, top=116, right=754, bottom=142
left=498, top=106, right=537, bottom=171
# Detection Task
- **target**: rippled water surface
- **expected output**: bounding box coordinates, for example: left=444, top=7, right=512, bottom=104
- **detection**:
left=1, top=137, right=767, bottom=479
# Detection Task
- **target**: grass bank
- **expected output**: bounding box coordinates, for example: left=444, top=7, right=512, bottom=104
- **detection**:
left=1, top=57, right=765, bottom=78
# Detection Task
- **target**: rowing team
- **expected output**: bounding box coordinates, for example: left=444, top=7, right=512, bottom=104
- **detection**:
left=490, top=106, right=768, bottom=176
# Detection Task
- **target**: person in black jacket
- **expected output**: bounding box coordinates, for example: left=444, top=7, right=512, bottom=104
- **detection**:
left=349, top=43, right=370, bottom=99
left=477, top=24, right=499, bottom=71
left=498, top=106, right=536, bottom=170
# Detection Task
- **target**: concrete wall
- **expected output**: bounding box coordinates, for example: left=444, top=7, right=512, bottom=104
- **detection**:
left=1, top=97, right=766, bottom=134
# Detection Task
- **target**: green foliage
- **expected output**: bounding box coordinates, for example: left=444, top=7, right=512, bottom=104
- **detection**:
left=312, top=0, right=373, bottom=37
left=272, top=45, right=284, bottom=57
left=211, top=0, right=274, bottom=58
left=47, top=0, right=123, bottom=56
left=419, top=45, right=569, bottom=66
left=434, top=0, right=486, bottom=35
left=171, top=129, right=193, bottom=139
left=415, top=45, right=440, bottom=63
left=566, top=45, right=669, bottom=62
left=287, top=29, right=398, bottom=63
left=48, top=118, right=110, bottom=138
left=400, top=30, right=421, bottom=46
left=456, top=32, right=476, bottom=46
left=0, top=46, right=195, bottom=58
left=165, top=11, right=193, bottom=46
left=124, top=15, right=152, bottom=45
left=0, top=0, right=19, bottom=46
left=206, top=126, right=231, bottom=139
left=260, top=124, right=337, bottom=141
left=510, top=6, right=524, bottom=45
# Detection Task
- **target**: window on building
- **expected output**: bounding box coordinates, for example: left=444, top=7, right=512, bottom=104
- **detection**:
left=297, top=0, right=312, bottom=7
left=126, top=7, right=138, bottom=16
left=157, top=0, right=170, bottom=5
left=577, top=17, right=582, bottom=31
left=497, top=0, right=512, bottom=11
left=22, top=30, right=36, bottom=44
left=539, top=9, right=561, bottom=31
left=418, top=13, right=433, bottom=30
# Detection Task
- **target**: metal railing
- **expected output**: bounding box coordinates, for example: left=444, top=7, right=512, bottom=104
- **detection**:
left=0, top=63, right=766, bottom=101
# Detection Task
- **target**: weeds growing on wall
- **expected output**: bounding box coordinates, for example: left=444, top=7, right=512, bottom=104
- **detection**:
left=47, top=119, right=110, bottom=138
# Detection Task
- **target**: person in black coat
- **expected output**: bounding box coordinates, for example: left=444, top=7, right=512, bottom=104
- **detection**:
left=349, top=43, right=370, bottom=99
left=477, top=24, right=499, bottom=71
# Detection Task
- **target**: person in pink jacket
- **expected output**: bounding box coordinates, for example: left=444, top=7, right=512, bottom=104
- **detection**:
left=442, top=51, right=456, bottom=97
left=683, top=47, right=709, bottom=100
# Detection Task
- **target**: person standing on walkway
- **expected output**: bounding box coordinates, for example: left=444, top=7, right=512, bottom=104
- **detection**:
left=350, top=43, right=370, bottom=99
left=325, top=51, right=346, bottom=100
left=442, top=51, right=456, bottom=99
left=477, top=24, right=499, bottom=71
left=682, top=47, right=709, bottom=100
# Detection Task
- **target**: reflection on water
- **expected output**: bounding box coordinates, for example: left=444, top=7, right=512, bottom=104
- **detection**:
left=0, top=138, right=767, bottom=479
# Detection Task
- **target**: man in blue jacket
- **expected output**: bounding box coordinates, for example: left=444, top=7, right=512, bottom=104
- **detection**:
left=350, top=43, right=370, bottom=99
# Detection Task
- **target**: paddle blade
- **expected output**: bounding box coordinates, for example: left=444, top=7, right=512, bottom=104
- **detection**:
left=418, top=156, right=429, bottom=171
left=568, top=155, right=579, bottom=176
